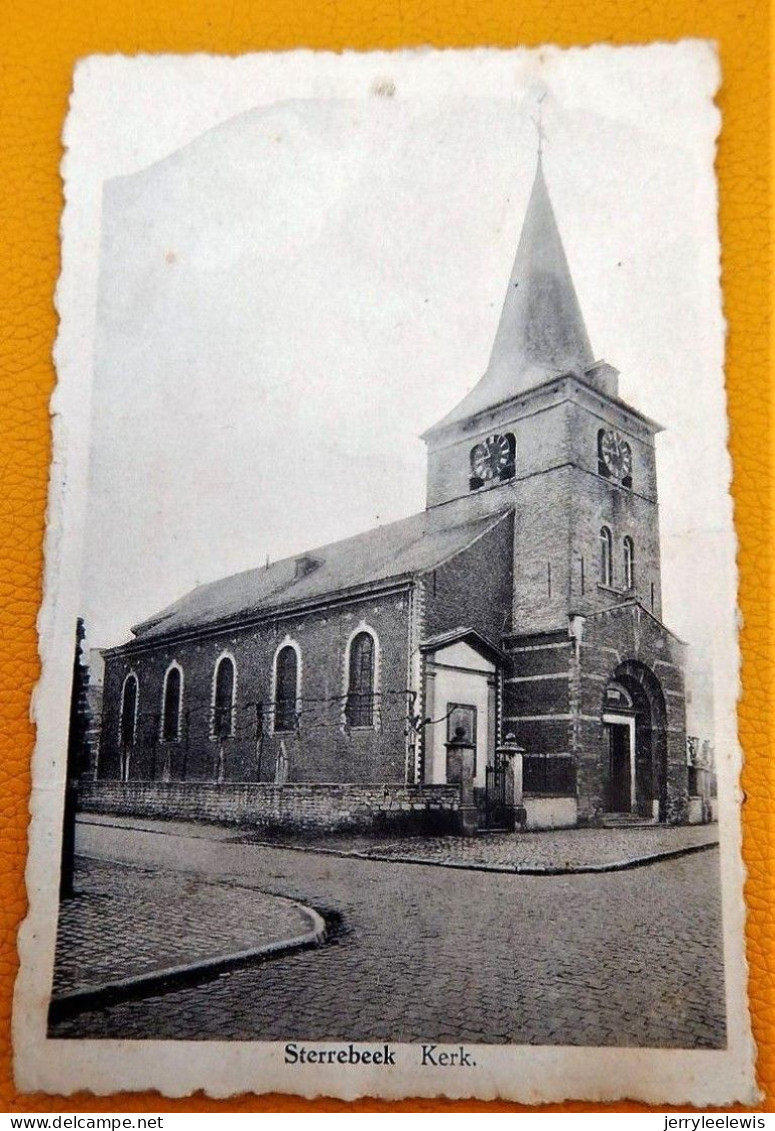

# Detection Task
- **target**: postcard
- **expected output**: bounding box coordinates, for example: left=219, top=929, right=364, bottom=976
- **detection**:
left=13, top=44, right=758, bottom=1104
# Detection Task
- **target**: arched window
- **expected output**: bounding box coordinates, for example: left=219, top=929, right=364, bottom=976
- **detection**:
left=346, top=630, right=376, bottom=728
left=212, top=655, right=236, bottom=739
left=598, top=428, right=633, bottom=488
left=274, top=644, right=299, bottom=733
left=120, top=673, right=138, bottom=747
left=600, top=526, right=613, bottom=587
left=623, top=536, right=635, bottom=590
left=161, top=663, right=183, bottom=742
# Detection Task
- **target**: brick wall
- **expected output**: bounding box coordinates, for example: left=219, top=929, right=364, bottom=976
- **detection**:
left=424, top=378, right=570, bottom=510
left=511, top=462, right=662, bottom=633
left=99, top=589, right=414, bottom=787
left=511, top=467, right=574, bottom=634
left=503, top=605, right=688, bottom=824
left=567, top=394, right=658, bottom=500
left=567, top=471, right=663, bottom=621
left=566, top=397, right=662, bottom=621
left=79, top=780, right=460, bottom=835
left=424, top=375, right=664, bottom=638
left=503, top=632, right=574, bottom=760
left=577, top=604, right=688, bottom=824
left=423, top=512, right=514, bottom=644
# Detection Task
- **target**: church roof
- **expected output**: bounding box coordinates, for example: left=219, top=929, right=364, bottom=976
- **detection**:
left=420, top=626, right=507, bottom=664
left=128, top=495, right=513, bottom=645
left=428, top=155, right=595, bottom=434
left=586, top=598, right=687, bottom=647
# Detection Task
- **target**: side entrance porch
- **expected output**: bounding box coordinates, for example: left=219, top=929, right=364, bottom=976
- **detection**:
left=419, top=628, right=518, bottom=831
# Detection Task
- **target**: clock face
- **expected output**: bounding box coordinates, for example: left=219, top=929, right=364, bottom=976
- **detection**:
left=600, top=430, right=632, bottom=478
left=471, top=434, right=513, bottom=482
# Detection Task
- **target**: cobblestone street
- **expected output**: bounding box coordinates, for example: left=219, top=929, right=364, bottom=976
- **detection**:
left=50, top=819, right=727, bottom=1048
left=238, top=823, right=719, bottom=872
left=52, top=858, right=318, bottom=997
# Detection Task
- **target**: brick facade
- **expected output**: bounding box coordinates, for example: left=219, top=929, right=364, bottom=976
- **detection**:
left=423, top=512, right=514, bottom=644
left=99, top=587, right=415, bottom=787
left=577, top=605, right=687, bottom=824
left=502, top=606, right=687, bottom=825
left=425, top=375, right=663, bottom=634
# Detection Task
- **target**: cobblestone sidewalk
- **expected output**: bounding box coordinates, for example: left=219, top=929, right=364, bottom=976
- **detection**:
left=242, top=822, right=720, bottom=872
left=52, top=856, right=321, bottom=999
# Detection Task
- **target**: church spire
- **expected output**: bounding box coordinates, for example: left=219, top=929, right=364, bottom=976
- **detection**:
left=487, top=153, right=594, bottom=385
left=429, top=154, right=595, bottom=432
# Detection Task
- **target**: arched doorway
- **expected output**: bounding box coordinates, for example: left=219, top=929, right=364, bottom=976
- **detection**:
left=603, top=662, right=668, bottom=821
left=602, top=680, right=635, bottom=814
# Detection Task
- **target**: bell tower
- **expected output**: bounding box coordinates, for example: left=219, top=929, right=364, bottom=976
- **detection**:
left=422, top=154, right=665, bottom=636
left=422, top=146, right=689, bottom=826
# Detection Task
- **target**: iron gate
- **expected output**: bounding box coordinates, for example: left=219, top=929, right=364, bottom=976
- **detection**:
left=485, top=761, right=509, bottom=829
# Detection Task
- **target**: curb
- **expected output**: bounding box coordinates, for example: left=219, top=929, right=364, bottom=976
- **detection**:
left=78, top=815, right=719, bottom=875
left=48, top=902, right=326, bottom=1025
left=242, top=837, right=720, bottom=876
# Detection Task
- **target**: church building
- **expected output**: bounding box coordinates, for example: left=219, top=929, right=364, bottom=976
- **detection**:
left=95, top=154, right=690, bottom=830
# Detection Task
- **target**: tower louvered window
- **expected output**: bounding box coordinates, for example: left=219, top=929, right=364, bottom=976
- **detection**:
left=597, top=429, right=611, bottom=478
left=346, top=632, right=375, bottom=728
left=600, top=526, right=613, bottom=587
left=623, top=536, right=635, bottom=590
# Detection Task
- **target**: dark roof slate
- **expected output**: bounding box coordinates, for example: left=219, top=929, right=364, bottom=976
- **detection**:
left=130, top=493, right=513, bottom=644
left=427, top=156, right=594, bottom=434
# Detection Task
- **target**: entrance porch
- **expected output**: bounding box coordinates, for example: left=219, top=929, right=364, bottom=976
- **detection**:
left=420, top=628, right=501, bottom=793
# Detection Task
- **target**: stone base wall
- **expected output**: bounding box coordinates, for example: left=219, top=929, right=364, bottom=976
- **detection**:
left=78, top=780, right=460, bottom=836
left=523, top=795, right=578, bottom=831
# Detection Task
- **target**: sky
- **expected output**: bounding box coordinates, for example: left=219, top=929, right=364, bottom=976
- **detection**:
left=55, top=46, right=729, bottom=737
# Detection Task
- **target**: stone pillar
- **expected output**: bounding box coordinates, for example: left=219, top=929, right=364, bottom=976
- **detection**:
left=446, top=727, right=478, bottom=836
left=497, top=735, right=526, bottom=831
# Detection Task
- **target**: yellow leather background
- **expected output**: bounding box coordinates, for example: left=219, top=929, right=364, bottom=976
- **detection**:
left=0, top=0, right=770, bottom=1113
